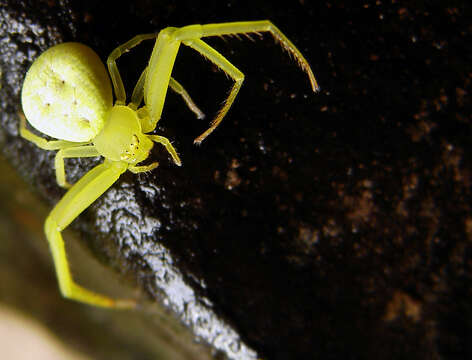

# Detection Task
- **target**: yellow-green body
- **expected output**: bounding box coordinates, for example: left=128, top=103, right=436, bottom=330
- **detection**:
left=20, top=20, right=318, bottom=308
left=22, top=43, right=113, bottom=142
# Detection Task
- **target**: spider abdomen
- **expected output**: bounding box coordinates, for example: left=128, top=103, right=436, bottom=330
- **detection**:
left=21, top=42, right=113, bottom=142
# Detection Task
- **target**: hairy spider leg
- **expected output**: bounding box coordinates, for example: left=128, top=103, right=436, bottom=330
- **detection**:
left=144, top=21, right=319, bottom=144
left=54, top=146, right=100, bottom=188
left=182, top=39, right=243, bottom=144
left=184, top=21, right=319, bottom=92
left=44, top=159, right=135, bottom=308
left=106, top=34, right=203, bottom=119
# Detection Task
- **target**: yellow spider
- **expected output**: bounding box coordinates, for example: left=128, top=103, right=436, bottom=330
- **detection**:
left=20, top=20, right=319, bottom=308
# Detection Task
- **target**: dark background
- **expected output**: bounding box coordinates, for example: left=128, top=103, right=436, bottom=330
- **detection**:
left=0, top=1, right=471, bottom=359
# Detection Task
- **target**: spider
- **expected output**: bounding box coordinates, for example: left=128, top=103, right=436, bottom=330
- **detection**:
left=20, top=20, right=319, bottom=308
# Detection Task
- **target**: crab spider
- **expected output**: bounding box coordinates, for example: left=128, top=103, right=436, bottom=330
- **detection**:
left=20, top=20, right=319, bottom=308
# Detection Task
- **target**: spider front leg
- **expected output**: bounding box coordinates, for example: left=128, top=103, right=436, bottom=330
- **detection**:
left=183, top=21, right=319, bottom=92
left=45, top=159, right=134, bottom=308
left=173, top=20, right=318, bottom=143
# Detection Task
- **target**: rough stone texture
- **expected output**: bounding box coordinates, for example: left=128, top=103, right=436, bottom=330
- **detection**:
left=1, top=1, right=471, bottom=359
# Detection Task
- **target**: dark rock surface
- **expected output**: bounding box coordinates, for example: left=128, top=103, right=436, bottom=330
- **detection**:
left=1, top=1, right=471, bottom=359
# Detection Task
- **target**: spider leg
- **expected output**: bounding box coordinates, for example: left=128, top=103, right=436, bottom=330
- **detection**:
left=148, top=135, right=182, bottom=166
left=142, top=27, right=182, bottom=134
left=20, top=114, right=85, bottom=150
left=21, top=115, right=98, bottom=188
left=182, top=39, right=244, bottom=144
left=129, top=67, right=147, bottom=110
left=45, top=159, right=133, bottom=308
left=178, top=21, right=319, bottom=92
left=107, top=33, right=157, bottom=105
left=144, top=21, right=317, bottom=140
left=129, top=162, right=159, bottom=173
left=131, top=67, right=204, bottom=120
left=143, top=32, right=244, bottom=143
left=54, top=145, right=100, bottom=188
left=169, top=77, right=205, bottom=119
